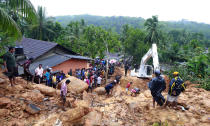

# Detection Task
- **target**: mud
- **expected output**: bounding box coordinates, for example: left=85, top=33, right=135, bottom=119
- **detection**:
left=0, top=68, right=209, bottom=126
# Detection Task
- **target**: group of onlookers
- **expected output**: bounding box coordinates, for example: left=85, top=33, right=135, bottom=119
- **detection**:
left=75, top=59, right=116, bottom=92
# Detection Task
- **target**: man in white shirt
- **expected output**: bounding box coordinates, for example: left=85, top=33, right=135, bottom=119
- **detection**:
left=34, top=64, right=43, bottom=84
left=97, top=75, right=102, bottom=87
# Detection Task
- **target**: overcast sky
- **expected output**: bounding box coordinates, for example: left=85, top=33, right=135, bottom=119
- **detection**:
left=31, top=0, right=210, bottom=24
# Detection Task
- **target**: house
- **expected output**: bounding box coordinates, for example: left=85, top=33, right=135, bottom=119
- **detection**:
left=17, top=38, right=91, bottom=75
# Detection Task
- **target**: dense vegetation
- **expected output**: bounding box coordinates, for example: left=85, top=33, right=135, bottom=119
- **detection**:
left=55, top=15, right=210, bottom=46
left=0, top=1, right=209, bottom=90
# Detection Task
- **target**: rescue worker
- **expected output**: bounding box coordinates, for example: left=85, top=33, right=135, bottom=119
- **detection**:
left=105, top=80, right=117, bottom=96
left=148, top=70, right=166, bottom=108
left=165, top=72, right=186, bottom=108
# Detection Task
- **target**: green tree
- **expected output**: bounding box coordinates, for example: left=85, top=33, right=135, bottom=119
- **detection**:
left=0, top=0, right=37, bottom=40
left=27, top=6, right=55, bottom=41
left=124, top=27, right=149, bottom=65
left=144, top=16, right=160, bottom=44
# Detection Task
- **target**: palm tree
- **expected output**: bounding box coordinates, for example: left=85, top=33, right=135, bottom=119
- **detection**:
left=0, top=0, right=37, bottom=41
left=144, top=16, right=159, bottom=44
left=29, top=6, right=55, bottom=41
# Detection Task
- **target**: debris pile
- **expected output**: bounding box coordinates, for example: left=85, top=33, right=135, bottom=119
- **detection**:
left=0, top=68, right=209, bottom=126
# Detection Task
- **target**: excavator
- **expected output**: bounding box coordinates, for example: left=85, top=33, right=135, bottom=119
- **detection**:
left=130, top=44, right=160, bottom=78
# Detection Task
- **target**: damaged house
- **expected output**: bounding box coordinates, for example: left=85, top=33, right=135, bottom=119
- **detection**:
left=17, top=38, right=91, bottom=75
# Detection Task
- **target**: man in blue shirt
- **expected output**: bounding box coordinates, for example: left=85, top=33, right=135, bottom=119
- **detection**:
left=148, top=70, right=166, bottom=108
left=105, top=80, right=117, bottom=96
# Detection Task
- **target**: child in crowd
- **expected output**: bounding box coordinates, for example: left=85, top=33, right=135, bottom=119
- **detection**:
left=97, top=75, right=102, bottom=87
left=126, top=82, right=133, bottom=94
left=44, top=69, right=51, bottom=86
left=131, top=87, right=140, bottom=97
left=52, top=73, right=57, bottom=88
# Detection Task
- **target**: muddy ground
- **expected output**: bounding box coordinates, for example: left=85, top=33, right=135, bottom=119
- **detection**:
left=0, top=68, right=209, bottom=126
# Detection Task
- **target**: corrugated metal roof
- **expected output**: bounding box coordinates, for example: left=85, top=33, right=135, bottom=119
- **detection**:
left=18, top=54, right=71, bottom=75
left=16, top=38, right=58, bottom=59
left=63, top=54, right=92, bottom=60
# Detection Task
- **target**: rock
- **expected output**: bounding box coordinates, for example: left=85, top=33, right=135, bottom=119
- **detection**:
left=0, top=78, right=5, bottom=84
left=58, top=76, right=88, bottom=93
left=34, top=113, right=60, bottom=126
left=113, top=85, right=123, bottom=97
left=14, top=85, right=24, bottom=91
left=21, top=90, right=44, bottom=102
left=85, top=110, right=102, bottom=126
left=60, top=106, right=90, bottom=123
left=75, top=100, right=90, bottom=108
left=94, top=87, right=106, bottom=95
left=25, top=104, right=41, bottom=114
left=83, top=91, right=92, bottom=104
left=32, top=84, right=60, bottom=96
left=120, top=76, right=150, bottom=90
left=0, top=109, right=10, bottom=117
left=190, top=118, right=199, bottom=125
left=0, top=97, right=12, bottom=107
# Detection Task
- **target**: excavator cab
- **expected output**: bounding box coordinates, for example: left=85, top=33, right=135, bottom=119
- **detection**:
left=130, top=44, right=160, bottom=78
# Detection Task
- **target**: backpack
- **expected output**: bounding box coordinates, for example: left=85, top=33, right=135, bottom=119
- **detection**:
left=170, top=77, right=186, bottom=96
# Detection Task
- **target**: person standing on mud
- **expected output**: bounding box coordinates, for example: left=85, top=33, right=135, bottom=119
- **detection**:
left=126, top=82, right=133, bottom=94
left=34, top=64, right=43, bottom=84
left=3, top=47, right=18, bottom=86
left=19, top=57, right=34, bottom=84
left=61, top=79, right=71, bottom=109
left=165, top=72, right=186, bottom=108
left=124, top=63, right=129, bottom=76
left=148, top=70, right=166, bottom=108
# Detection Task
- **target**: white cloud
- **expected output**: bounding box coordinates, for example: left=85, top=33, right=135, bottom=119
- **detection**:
left=30, top=0, right=210, bottom=24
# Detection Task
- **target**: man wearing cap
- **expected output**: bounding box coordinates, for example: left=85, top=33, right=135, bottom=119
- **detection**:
left=165, top=72, right=186, bottom=108
left=3, top=47, right=18, bottom=86
left=148, top=69, right=166, bottom=108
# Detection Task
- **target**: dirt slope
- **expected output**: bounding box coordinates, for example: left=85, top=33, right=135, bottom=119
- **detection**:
left=0, top=68, right=209, bottom=126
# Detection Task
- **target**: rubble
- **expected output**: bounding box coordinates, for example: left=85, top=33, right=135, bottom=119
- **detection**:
left=0, top=109, right=10, bottom=117
left=84, top=110, right=102, bottom=126
left=58, top=76, right=88, bottom=93
left=0, top=77, right=5, bottom=84
left=93, top=87, right=106, bottom=95
left=21, top=90, right=44, bottom=102
left=0, top=68, right=209, bottom=126
left=25, top=104, right=41, bottom=114
left=32, top=84, right=60, bottom=96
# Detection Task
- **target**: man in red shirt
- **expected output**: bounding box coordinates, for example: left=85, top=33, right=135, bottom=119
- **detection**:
left=126, top=82, right=133, bottom=94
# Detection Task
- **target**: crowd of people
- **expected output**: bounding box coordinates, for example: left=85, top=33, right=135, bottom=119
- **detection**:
left=2, top=47, right=186, bottom=109
left=148, top=70, right=186, bottom=109
left=74, top=58, right=117, bottom=92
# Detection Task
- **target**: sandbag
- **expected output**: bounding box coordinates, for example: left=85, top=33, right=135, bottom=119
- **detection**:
left=93, top=87, right=106, bottom=95
left=58, top=76, right=88, bottom=93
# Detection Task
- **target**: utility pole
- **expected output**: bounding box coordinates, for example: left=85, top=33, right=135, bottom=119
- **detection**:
left=105, top=39, right=109, bottom=85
